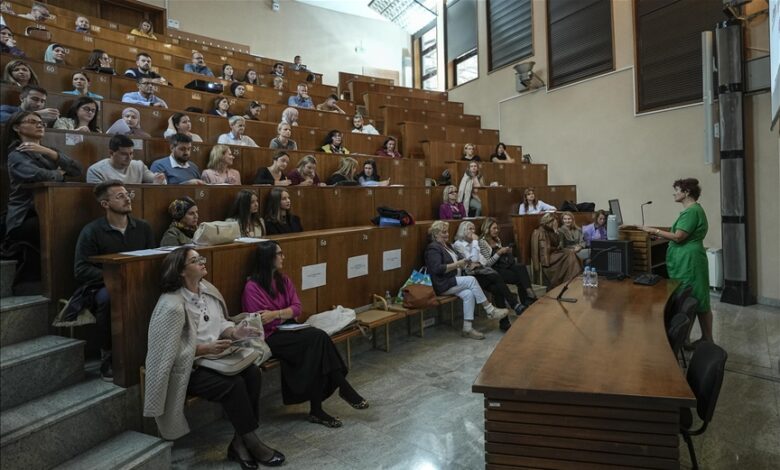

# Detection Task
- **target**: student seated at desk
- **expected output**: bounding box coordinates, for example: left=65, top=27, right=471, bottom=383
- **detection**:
left=83, top=49, right=116, bottom=75
left=288, top=154, right=324, bottom=186
left=74, top=180, right=155, bottom=381
left=160, top=197, right=199, bottom=246
left=130, top=20, right=157, bottom=40
left=202, top=145, right=240, bottom=185
left=376, top=136, right=402, bottom=159
left=263, top=188, right=302, bottom=234
left=532, top=213, right=581, bottom=287
left=355, top=159, right=389, bottom=187
left=105, top=107, right=151, bottom=138
left=1, top=26, right=27, bottom=58
left=242, top=241, right=368, bottom=429
left=43, top=43, right=66, bottom=65
left=293, top=55, right=307, bottom=71
left=0, top=85, right=59, bottom=125
left=53, top=97, right=101, bottom=132
left=479, top=218, right=538, bottom=307
left=490, top=143, right=515, bottom=163
left=2, top=60, right=38, bottom=88
left=461, top=143, right=480, bottom=162
left=209, top=97, right=234, bottom=119
left=164, top=113, right=202, bottom=142
left=230, top=82, right=247, bottom=99
left=227, top=189, right=266, bottom=238
left=280, top=107, right=299, bottom=127
left=150, top=133, right=205, bottom=185
left=287, top=83, right=314, bottom=109
left=145, top=247, right=285, bottom=466
left=457, top=161, right=484, bottom=217
left=439, top=184, right=466, bottom=220
left=183, top=52, right=214, bottom=77
left=272, top=63, right=285, bottom=77
left=3, top=111, right=83, bottom=283
left=18, top=2, right=50, bottom=21
left=86, top=135, right=165, bottom=184
left=219, top=64, right=237, bottom=82
left=75, top=16, right=90, bottom=33
left=325, top=156, right=358, bottom=186
left=254, top=151, right=291, bottom=186
left=121, top=78, right=168, bottom=108
left=425, top=221, right=509, bottom=340
left=316, top=94, right=346, bottom=114
left=273, top=76, right=285, bottom=91
left=218, top=116, right=257, bottom=147
left=124, top=53, right=166, bottom=84
left=321, top=130, right=350, bottom=154
left=583, top=209, right=608, bottom=246
left=518, top=188, right=556, bottom=215
left=269, top=123, right=297, bottom=150
left=243, top=68, right=259, bottom=86
left=558, top=211, right=589, bottom=260
left=62, top=72, right=103, bottom=100
left=351, top=114, right=378, bottom=135
left=243, top=101, right=263, bottom=121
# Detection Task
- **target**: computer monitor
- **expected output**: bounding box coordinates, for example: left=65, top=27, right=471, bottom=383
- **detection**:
left=608, top=199, right=623, bottom=225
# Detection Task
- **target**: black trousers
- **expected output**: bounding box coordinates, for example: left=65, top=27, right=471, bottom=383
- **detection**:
left=94, top=287, right=112, bottom=351
left=188, top=365, right=262, bottom=435
left=494, top=264, right=533, bottom=303
left=473, top=270, right=518, bottom=309
left=2, top=212, right=41, bottom=283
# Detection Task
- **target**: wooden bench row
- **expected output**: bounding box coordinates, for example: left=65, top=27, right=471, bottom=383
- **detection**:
left=399, top=122, right=501, bottom=159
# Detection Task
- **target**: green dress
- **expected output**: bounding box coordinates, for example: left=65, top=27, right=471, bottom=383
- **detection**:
left=666, top=203, right=710, bottom=312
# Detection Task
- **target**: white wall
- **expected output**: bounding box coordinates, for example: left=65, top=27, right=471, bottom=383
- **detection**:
left=142, top=0, right=410, bottom=86
left=448, top=0, right=780, bottom=303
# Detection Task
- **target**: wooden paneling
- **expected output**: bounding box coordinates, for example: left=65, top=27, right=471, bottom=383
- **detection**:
left=316, top=228, right=376, bottom=309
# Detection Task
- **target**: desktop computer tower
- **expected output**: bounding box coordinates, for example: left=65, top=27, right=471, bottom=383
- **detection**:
left=590, top=240, right=633, bottom=276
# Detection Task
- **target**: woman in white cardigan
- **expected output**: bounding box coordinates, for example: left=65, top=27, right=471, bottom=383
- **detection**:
left=143, top=247, right=285, bottom=468
left=457, top=161, right=484, bottom=217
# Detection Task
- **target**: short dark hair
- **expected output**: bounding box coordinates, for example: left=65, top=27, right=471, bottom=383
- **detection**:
left=136, top=52, right=151, bottom=60
left=168, top=133, right=192, bottom=147
left=93, top=179, right=125, bottom=201
left=327, top=94, right=338, bottom=101
left=274, top=62, right=283, bottom=68
left=273, top=150, right=289, bottom=161
left=673, top=178, right=702, bottom=200
left=160, top=246, right=194, bottom=292
left=109, top=134, right=134, bottom=151
left=20, top=85, right=47, bottom=98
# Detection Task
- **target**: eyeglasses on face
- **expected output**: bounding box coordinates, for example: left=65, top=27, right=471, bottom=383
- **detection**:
left=20, top=119, right=44, bottom=127
left=81, top=107, right=97, bottom=113
left=187, top=256, right=207, bottom=265
left=109, top=191, right=135, bottom=201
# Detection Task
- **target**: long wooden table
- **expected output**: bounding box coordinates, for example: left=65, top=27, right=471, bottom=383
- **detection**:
left=473, top=278, right=695, bottom=469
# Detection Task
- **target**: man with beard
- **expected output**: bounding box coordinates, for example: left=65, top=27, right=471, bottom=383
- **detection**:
left=0, top=85, right=60, bottom=124
left=124, top=52, right=167, bottom=85
left=73, top=180, right=156, bottom=381
left=150, top=133, right=205, bottom=184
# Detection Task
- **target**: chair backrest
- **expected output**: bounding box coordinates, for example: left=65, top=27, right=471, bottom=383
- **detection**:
left=686, top=342, right=728, bottom=423
left=664, top=285, right=693, bottom=329
left=667, top=312, right=690, bottom=356
left=679, top=296, right=699, bottom=324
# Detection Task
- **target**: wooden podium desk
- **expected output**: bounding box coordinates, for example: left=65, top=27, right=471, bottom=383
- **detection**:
left=473, top=278, right=695, bottom=469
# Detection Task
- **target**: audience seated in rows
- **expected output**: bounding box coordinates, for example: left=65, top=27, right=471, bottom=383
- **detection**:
left=62, top=71, right=104, bottom=100
left=376, top=136, right=402, bottom=158
left=490, top=142, right=515, bottom=163
left=355, top=159, right=389, bottom=187
left=124, top=52, right=166, bottom=85
left=583, top=209, right=608, bottom=246
left=164, top=112, right=203, bottom=142
left=184, top=51, right=214, bottom=77
left=43, top=43, right=67, bottom=65
left=532, top=212, right=582, bottom=287
left=74, top=180, right=156, bottom=381
left=280, top=107, right=299, bottom=126
left=209, top=96, right=233, bottom=118
left=53, top=96, right=101, bottom=132
left=272, top=63, right=284, bottom=77
left=160, top=197, right=199, bottom=246
left=230, top=82, right=246, bottom=99
left=321, top=130, right=349, bottom=154
left=269, top=122, right=297, bottom=150
left=219, top=63, right=236, bottom=82
left=316, top=94, right=345, bottom=114
left=122, top=77, right=168, bottom=108
left=458, top=161, right=484, bottom=217
left=130, top=19, right=157, bottom=40
left=0, top=85, right=59, bottom=124
left=243, top=68, right=259, bottom=86
left=461, top=143, right=480, bottom=162
left=287, top=154, right=325, bottom=186
left=86, top=135, right=165, bottom=184
left=288, top=83, right=313, bottom=109
left=75, top=16, right=90, bottom=33
left=1, top=25, right=26, bottom=58
left=202, top=145, right=241, bottom=185
left=263, top=188, right=303, bottom=234
left=479, top=217, right=538, bottom=307
left=325, top=156, right=358, bottom=186
left=242, top=241, right=367, bottom=429
left=145, top=246, right=285, bottom=466
left=517, top=187, right=556, bottom=215
left=227, top=189, right=266, bottom=237
left=83, top=49, right=116, bottom=75
left=557, top=211, right=588, bottom=261
left=150, top=133, right=205, bottom=184
left=218, top=116, right=257, bottom=147
left=105, top=107, right=152, bottom=138
left=439, top=184, right=466, bottom=220
left=254, top=151, right=291, bottom=186
left=2, top=60, right=38, bottom=88
left=351, top=114, right=378, bottom=135
left=424, top=221, right=509, bottom=340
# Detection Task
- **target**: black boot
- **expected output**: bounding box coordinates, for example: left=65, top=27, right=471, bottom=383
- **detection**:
left=499, top=317, right=511, bottom=332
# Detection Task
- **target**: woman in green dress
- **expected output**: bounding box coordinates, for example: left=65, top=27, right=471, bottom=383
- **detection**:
left=641, top=178, right=712, bottom=345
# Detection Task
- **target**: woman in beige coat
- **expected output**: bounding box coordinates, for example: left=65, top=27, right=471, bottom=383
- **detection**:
left=143, top=247, right=285, bottom=468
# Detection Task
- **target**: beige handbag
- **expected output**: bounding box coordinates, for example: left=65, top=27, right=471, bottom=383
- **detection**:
left=192, top=220, right=240, bottom=245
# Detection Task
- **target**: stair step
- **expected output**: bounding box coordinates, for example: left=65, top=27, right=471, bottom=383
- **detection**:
left=0, top=295, right=50, bottom=347
left=0, top=335, right=85, bottom=411
left=55, top=431, right=172, bottom=470
left=1, top=379, right=127, bottom=469
left=0, top=260, right=15, bottom=298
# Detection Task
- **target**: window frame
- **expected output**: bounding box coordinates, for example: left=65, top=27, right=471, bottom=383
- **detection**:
left=444, top=0, right=479, bottom=89
left=486, top=0, right=534, bottom=73
left=453, top=48, right=479, bottom=87
left=413, top=20, right=438, bottom=90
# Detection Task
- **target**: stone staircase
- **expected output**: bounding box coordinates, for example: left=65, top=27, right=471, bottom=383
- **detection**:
left=0, top=261, right=171, bottom=469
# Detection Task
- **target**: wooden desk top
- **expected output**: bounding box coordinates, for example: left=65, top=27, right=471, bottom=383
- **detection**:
left=473, top=278, right=695, bottom=408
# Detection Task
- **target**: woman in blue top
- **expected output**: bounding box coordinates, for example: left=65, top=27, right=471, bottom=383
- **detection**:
left=641, top=178, right=712, bottom=346
left=62, top=72, right=104, bottom=100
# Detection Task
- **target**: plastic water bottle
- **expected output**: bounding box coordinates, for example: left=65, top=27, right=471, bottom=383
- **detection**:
left=591, top=267, right=599, bottom=288
left=582, top=269, right=589, bottom=289
left=385, top=290, right=393, bottom=304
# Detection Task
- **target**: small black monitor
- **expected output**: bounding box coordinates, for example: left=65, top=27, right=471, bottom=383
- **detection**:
left=608, top=199, right=623, bottom=225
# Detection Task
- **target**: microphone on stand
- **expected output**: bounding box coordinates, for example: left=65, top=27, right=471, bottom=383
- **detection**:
left=641, top=201, right=653, bottom=226
left=555, top=246, right=619, bottom=303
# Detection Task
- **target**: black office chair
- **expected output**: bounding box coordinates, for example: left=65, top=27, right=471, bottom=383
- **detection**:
left=666, top=312, right=690, bottom=366
left=680, top=342, right=728, bottom=470
left=664, top=285, right=693, bottom=330
left=676, top=297, right=699, bottom=367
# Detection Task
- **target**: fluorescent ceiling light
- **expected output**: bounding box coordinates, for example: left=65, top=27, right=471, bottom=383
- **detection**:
left=369, top=0, right=437, bottom=34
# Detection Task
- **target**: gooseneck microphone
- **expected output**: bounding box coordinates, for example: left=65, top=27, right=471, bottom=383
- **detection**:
left=555, top=246, right=619, bottom=303
left=641, top=201, right=653, bottom=226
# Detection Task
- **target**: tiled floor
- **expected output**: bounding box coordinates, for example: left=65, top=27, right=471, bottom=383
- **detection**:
left=172, top=298, right=780, bottom=469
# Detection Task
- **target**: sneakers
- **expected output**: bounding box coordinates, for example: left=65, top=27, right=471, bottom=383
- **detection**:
left=100, top=354, right=113, bottom=382
left=461, top=329, right=485, bottom=340
left=484, top=304, right=509, bottom=320
left=499, top=317, right=512, bottom=332
left=513, top=303, right=527, bottom=316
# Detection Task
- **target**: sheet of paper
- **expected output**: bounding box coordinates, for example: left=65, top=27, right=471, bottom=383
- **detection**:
left=301, top=263, right=327, bottom=290
left=277, top=323, right=312, bottom=331
left=383, top=249, right=402, bottom=271
left=235, top=237, right=268, bottom=243
left=132, top=139, right=144, bottom=150
left=65, top=133, right=83, bottom=146
left=347, top=254, right=368, bottom=279
left=119, top=249, right=167, bottom=256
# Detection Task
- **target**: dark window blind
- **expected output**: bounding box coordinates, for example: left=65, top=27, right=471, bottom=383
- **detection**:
left=635, top=0, right=725, bottom=112
left=488, top=0, right=533, bottom=71
left=446, top=0, right=477, bottom=61
left=547, top=0, right=613, bottom=88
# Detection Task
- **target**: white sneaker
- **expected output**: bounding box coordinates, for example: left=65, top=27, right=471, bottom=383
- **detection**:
left=484, top=304, right=509, bottom=320
left=461, top=329, right=485, bottom=340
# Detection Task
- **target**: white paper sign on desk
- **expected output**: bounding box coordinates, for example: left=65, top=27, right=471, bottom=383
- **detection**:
left=347, top=254, right=368, bottom=279
left=301, top=263, right=327, bottom=290
left=383, top=249, right=402, bottom=271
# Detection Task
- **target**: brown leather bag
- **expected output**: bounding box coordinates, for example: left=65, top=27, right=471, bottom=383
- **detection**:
left=402, top=284, right=439, bottom=309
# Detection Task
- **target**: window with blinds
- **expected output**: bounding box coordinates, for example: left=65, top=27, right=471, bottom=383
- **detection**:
left=635, top=0, right=725, bottom=112
left=487, top=0, right=533, bottom=71
left=547, top=0, right=613, bottom=88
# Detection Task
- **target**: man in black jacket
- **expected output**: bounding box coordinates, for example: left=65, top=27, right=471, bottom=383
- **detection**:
left=74, top=180, right=155, bottom=381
